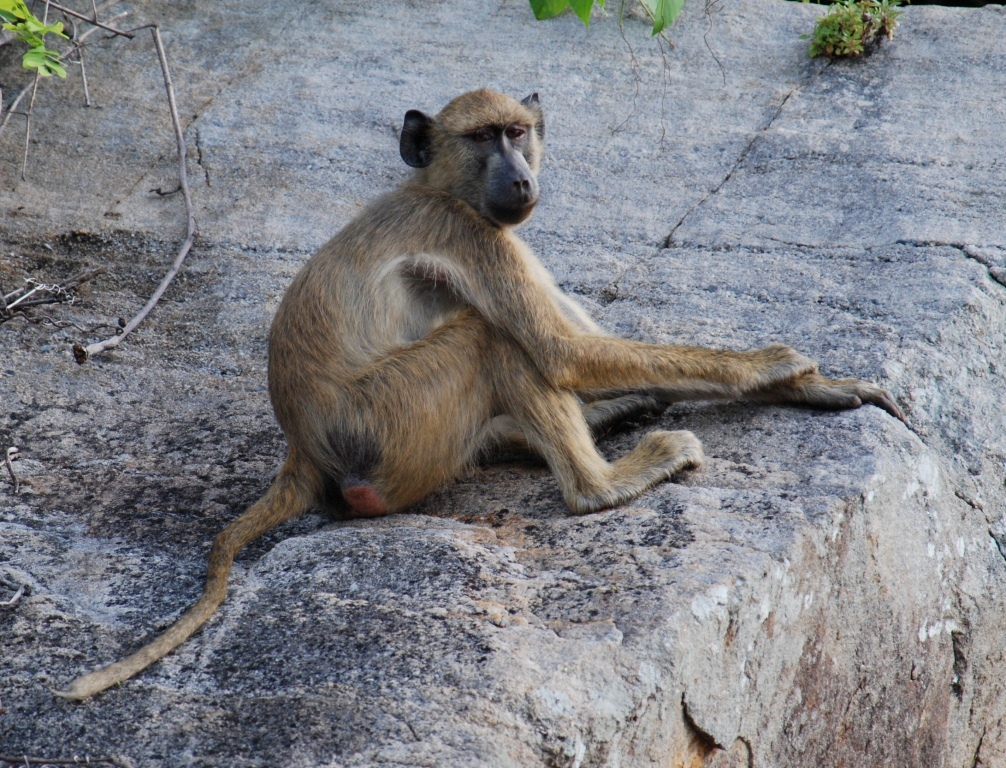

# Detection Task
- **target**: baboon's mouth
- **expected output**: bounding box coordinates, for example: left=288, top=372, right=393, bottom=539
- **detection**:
left=485, top=199, right=537, bottom=227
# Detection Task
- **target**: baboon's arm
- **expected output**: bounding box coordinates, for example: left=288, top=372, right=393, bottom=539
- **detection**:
left=416, top=201, right=902, bottom=420
left=433, top=227, right=813, bottom=397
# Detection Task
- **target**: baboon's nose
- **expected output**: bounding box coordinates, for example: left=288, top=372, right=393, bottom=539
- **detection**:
left=514, top=178, right=533, bottom=202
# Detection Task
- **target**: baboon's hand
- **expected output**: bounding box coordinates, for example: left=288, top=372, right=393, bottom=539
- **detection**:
left=749, top=344, right=818, bottom=388
left=763, top=372, right=906, bottom=422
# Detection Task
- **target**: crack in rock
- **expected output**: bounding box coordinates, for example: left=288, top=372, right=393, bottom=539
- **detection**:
left=663, top=60, right=832, bottom=249
left=895, top=239, right=1006, bottom=289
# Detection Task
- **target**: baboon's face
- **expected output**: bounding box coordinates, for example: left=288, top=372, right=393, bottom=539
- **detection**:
left=400, top=89, right=545, bottom=227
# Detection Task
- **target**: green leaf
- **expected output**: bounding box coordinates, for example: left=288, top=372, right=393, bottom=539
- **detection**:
left=568, top=0, right=594, bottom=25
left=23, top=16, right=65, bottom=37
left=642, top=0, right=685, bottom=35
left=22, top=45, right=65, bottom=77
left=0, top=0, right=31, bottom=20
left=529, top=0, right=571, bottom=20
left=41, top=57, right=67, bottom=78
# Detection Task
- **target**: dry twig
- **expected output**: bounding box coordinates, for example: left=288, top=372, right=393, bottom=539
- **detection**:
left=45, top=0, right=134, bottom=37
left=611, top=0, right=642, bottom=134
left=0, top=312, right=121, bottom=333
left=4, top=447, right=19, bottom=494
left=21, top=71, right=41, bottom=181
left=2, top=3, right=194, bottom=362
left=0, top=572, right=29, bottom=608
left=73, top=26, right=196, bottom=364
left=0, top=756, right=134, bottom=768
left=704, top=0, right=727, bottom=87
left=0, top=268, right=106, bottom=324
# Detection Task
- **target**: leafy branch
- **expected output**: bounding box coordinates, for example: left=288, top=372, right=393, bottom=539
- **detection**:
left=529, top=0, right=685, bottom=38
left=0, top=0, right=68, bottom=78
left=0, top=3, right=197, bottom=363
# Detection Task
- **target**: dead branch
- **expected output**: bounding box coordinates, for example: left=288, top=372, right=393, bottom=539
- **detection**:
left=0, top=756, right=135, bottom=768
left=0, top=312, right=121, bottom=333
left=704, top=0, right=727, bottom=87
left=1, top=268, right=106, bottom=314
left=20, top=72, right=41, bottom=181
left=0, top=574, right=30, bottom=610
left=1, top=0, right=129, bottom=144
left=2, top=6, right=195, bottom=363
left=74, top=25, right=197, bottom=364
left=0, top=81, right=32, bottom=140
left=73, top=3, right=129, bottom=47
left=4, top=447, right=19, bottom=494
left=45, top=0, right=134, bottom=38
left=611, top=0, right=642, bottom=135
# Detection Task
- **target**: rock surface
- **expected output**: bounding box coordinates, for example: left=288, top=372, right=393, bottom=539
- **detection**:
left=2, top=1, right=1005, bottom=766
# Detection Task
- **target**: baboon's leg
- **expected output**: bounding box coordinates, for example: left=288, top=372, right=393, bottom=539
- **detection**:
left=500, top=379, right=703, bottom=514
left=340, top=313, right=697, bottom=515
left=331, top=316, right=498, bottom=514
left=480, top=329, right=702, bottom=514
left=581, top=394, right=666, bottom=434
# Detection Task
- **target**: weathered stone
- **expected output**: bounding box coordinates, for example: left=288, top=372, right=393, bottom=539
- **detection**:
left=1, top=0, right=1004, bottom=766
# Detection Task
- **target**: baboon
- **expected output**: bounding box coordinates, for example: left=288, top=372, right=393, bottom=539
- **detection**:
left=57, top=89, right=903, bottom=700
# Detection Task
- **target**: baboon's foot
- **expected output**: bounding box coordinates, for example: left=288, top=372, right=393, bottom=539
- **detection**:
left=570, top=430, right=704, bottom=514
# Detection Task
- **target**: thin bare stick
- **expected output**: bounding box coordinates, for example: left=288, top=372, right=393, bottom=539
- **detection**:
left=5, top=447, right=19, bottom=494
left=0, top=574, right=29, bottom=598
left=0, top=583, right=25, bottom=607
left=62, top=267, right=106, bottom=288
left=20, top=72, right=40, bottom=181
left=74, top=26, right=196, bottom=364
left=5, top=290, right=67, bottom=311
left=0, top=756, right=134, bottom=768
left=2, top=268, right=106, bottom=309
left=0, top=311, right=120, bottom=332
left=74, top=10, right=128, bottom=46
left=0, top=82, right=32, bottom=141
left=46, top=0, right=134, bottom=38
left=76, top=41, right=92, bottom=106
left=71, top=20, right=93, bottom=106
left=611, top=0, right=642, bottom=134
left=704, top=0, right=727, bottom=87
left=654, top=30, right=671, bottom=144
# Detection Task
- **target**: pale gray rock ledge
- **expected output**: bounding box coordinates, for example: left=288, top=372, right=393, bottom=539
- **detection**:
left=1, top=1, right=1004, bottom=766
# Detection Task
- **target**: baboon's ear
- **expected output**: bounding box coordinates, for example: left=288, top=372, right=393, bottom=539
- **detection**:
left=521, top=93, right=544, bottom=140
left=400, top=110, right=434, bottom=168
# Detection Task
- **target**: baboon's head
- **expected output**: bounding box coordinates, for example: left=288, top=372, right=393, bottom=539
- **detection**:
left=400, top=89, right=545, bottom=227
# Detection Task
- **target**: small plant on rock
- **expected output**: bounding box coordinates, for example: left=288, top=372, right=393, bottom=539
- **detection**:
left=806, top=0, right=903, bottom=58
left=529, top=0, right=685, bottom=37
left=0, top=0, right=67, bottom=77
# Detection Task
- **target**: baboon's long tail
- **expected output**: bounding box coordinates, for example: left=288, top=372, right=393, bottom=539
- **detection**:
left=55, top=466, right=314, bottom=701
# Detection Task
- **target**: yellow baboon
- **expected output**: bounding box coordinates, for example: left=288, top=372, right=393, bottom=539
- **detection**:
left=57, top=89, right=903, bottom=700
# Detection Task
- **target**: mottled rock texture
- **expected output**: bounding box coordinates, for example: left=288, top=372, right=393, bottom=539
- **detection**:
left=1, top=0, right=1004, bottom=766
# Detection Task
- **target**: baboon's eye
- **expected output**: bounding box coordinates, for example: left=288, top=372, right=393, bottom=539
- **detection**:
left=472, top=128, right=494, bottom=143
left=505, top=126, right=526, bottom=141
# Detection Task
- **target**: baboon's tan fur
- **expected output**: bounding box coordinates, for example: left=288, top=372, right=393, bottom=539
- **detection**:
left=57, top=89, right=902, bottom=700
